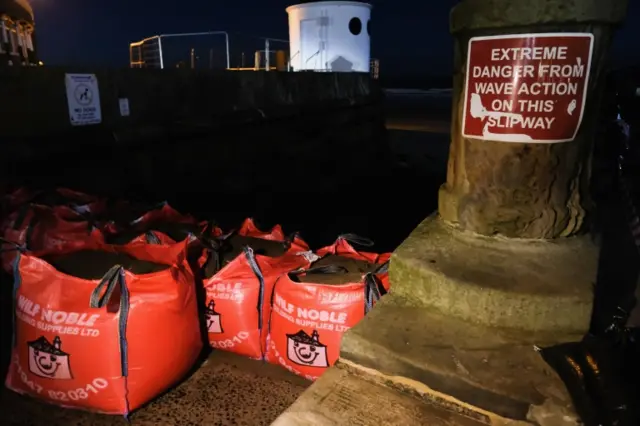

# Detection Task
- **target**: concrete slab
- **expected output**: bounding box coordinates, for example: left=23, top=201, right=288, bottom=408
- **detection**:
left=391, top=215, right=597, bottom=335
left=1, top=350, right=310, bottom=425
left=339, top=295, right=579, bottom=425
left=271, top=361, right=528, bottom=426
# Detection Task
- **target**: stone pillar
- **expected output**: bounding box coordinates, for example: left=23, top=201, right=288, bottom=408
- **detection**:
left=440, top=0, right=628, bottom=238
left=333, top=1, right=629, bottom=424
left=380, top=0, right=629, bottom=338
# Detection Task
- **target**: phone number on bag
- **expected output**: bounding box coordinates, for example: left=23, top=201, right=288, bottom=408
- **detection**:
left=210, top=331, right=249, bottom=349
left=47, top=378, right=109, bottom=402
left=14, top=359, right=109, bottom=401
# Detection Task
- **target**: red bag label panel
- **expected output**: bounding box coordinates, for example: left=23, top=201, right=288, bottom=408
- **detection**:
left=204, top=251, right=273, bottom=359
left=462, top=33, right=594, bottom=143
left=6, top=241, right=201, bottom=414
left=266, top=276, right=366, bottom=381
left=204, top=245, right=313, bottom=359
left=122, top=265, right=202, bottom=412
left=205, top=276, right=262, bottom=358
left=204, top=251, right=263, bottom=359
left=6, top=257, right=128, bottom=414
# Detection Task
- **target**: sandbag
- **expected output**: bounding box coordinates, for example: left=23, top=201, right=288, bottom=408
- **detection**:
left=50, top=188, right=106, bottom=218
left=202, top=218, right=313, bottom=359
left=102, top=202, right=212, bottom=257
left=1, top=205, right=105, bottom=274
left=1, top=187, right=35, bottom=215
left=265, top=265, right=385, bottom=381
left=316, top=235, right=392, bottom=292
left=103, top=202, right=197, bottom=235
left=94, top=199, right=163, bottom=227
left=1, top=188, right=106, bottom=223
left=4, top=240, right=201, bottom=414
left=538, top=335, right=640, bottom=426
left=105, top=223, right=205, bottom=245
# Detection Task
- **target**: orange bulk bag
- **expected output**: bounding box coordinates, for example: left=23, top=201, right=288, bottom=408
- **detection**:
left=54, top=187, right=101, bottom=205
left=265, top=266, right=385, bottom=381
left=3, top=188, right=106, bottom=221
left=51, top=188, right=107, bottom=218
left=128, top=230, right=177, bottom=246
left=4, top=240, right=201, bottom=415
left=1, top=187, right=34, bottom=213
left=103, top=204, right=211, bottom=247
left=202, top=218, right=313, bottom=359
left=316, top=234, right=392, bottom=292
left=127, top=202, right=197, bottom=229
left=1, top=205, right=105, bottom=274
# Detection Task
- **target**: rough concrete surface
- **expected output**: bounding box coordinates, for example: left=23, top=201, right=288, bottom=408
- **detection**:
left=272, top=361, right=507, bottom=426
left=1, top=350, right=310, bottom=426
left=340, top=295, right=579, bottom=425
left=391, top=214, right=596, bottom=334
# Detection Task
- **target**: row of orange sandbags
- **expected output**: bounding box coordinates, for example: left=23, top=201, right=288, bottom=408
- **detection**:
left=0, top=187, right=391, bottom=415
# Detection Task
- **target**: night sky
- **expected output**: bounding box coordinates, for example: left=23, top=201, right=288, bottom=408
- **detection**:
left=30, top=0, right=640, bottom=77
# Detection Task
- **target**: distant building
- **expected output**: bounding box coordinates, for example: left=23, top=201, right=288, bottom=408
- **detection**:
left=287, top=1, right=372, bottom=73
left=0, top=0, right=37, bottom=66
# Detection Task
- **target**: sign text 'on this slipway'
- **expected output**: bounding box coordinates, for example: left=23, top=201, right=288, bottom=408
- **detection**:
left=461, top=33, right=594, bottom=143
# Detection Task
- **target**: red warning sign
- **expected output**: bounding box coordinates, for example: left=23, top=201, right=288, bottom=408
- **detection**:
left=462, top=33, right=594, bottom=143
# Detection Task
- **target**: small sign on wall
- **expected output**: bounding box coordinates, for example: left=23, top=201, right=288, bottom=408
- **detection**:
left=119, top=98, right=130, bottom=117
left=65, top=73, right=102, bottom=126
left=462, top=33, right=594, bottom=143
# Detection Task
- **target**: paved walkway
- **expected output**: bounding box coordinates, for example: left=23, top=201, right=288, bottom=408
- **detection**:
left=272, top=361, right=522, bottom=426
left=1, top=350, right=310, bottom=426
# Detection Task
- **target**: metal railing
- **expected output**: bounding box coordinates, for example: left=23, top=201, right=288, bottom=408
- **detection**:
left=257, top=38, right=289, bottom=71
left=129, top=31, right=230, bottom=69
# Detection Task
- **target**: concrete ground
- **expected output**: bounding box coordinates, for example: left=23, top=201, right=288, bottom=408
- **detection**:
left=1, top=350, right=310, bottom=426
left=272, top=361, right=501, bottom=426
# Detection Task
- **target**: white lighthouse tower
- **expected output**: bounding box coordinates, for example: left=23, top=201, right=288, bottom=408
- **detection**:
left=286, top=1, right=372, bottom=73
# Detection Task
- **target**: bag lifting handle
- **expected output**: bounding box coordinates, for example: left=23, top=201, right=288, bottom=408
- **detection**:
left=89, top=265, right=130, bottom=377
left=143, top=231, right=162, bottom=245
left=337, top=233, right=375, bottom=248
left=168, top=219, right=217, bottom=241
left=200, top=219, right=221, bottom=239
left=243, top=246, right=266, bottom=330
left=90, top=265, right=126, bottom=309
left=17, top=189, right=89, bottom=214
left=290, top=264, right=349, bottom=276
left=11, top=203, right=32, bottom=231
left=364, top=273, right=386, bottom=315
left=283, top=232, right=302, bottom=250
left=12, top=200, right=95, bottom=236
left=0, top=237, right=26, bottom=253
left=0, top=214, right=38, bottom=252
left=374, top=260, right=390, bottom=275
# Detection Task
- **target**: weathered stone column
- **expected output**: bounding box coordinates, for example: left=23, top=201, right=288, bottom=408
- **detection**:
left=440, top=0, right=628, bottom=238
left=331, top=1, right=630, bottom=424
left=376, top=0, right=628, bottom=338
